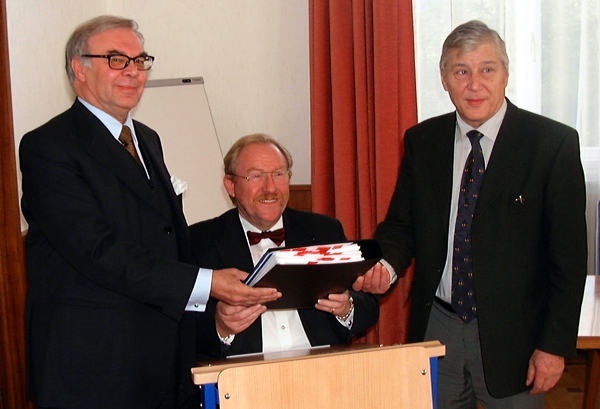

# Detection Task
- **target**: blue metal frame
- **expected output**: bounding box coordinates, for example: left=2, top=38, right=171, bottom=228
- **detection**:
left=200, top=383, right=219, bottom=408
left=430, top=357, right=439, bottom=409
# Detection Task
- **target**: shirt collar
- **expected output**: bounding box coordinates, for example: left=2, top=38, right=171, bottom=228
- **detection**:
left=238, top=213, right=284, bottom=233
left=78, top=97, right=135, bottom=140
left=456, top=98, right=507, bottom=142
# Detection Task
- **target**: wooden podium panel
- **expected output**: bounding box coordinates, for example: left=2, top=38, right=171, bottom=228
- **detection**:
left=193, top=341, right=445, bottom=409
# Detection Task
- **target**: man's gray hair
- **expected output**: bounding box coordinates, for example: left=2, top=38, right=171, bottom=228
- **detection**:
left=439, top=20, right=509, bottom=73
left=65, top=15, right=144, bottom=86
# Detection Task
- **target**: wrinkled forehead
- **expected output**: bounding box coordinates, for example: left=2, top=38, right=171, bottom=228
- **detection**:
left=236, top=143, right=288, bottom=170
left=87, top=28, right=144, bottom=53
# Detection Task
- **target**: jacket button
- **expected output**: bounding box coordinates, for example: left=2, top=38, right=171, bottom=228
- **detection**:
left=163, top=226, right=173, bottom=234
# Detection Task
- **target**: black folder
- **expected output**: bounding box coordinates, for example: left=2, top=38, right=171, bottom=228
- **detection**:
left=244, top=240, right=382, bottom=309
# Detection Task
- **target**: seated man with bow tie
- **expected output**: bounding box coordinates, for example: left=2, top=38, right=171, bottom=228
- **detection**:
left=177, top=133, right=383, bottom=407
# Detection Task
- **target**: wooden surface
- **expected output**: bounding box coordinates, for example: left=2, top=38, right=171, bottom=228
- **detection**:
left=577, top=275, right=600, bottom=409
left=546, top=356, right=586, bottom=409
left=0, top=0, right=33, bottom=407
left=288, top=184, right=312, bottom=212
left=193, top=341, right=445, bottom=409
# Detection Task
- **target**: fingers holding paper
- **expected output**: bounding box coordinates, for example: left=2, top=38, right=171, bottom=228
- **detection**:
left=210, top=268, right=282, bottom=306
left=352, top=262, right=391, bottom=294
left=315, top=290, right=352, bottom=317
left=215, top=301, right=267, bottom=336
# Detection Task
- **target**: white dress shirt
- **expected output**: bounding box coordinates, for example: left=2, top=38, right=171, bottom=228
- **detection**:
left=221, top=215, right=354, bottom=352
left=240, top=216, right=312, bottom=352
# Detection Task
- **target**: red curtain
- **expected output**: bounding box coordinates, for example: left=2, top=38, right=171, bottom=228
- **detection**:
left=309, top=0, right=417, bottom=345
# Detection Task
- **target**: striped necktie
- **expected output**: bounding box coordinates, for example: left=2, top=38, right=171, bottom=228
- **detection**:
left=119, top=125, right=142, bottom=167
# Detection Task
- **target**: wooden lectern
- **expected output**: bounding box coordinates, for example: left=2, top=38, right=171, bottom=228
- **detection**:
left=192, top=340, right=445, bottom=409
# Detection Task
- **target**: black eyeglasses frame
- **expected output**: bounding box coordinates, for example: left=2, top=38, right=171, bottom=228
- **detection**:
left=81, top=53, right=155, bottom=71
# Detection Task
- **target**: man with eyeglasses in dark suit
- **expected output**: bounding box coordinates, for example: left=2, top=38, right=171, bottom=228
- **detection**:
left=19, top=16, right=280, bottom=409
left=177, top=133, right=387, bottom=408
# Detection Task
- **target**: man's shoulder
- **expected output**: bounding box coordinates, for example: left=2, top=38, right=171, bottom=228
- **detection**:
left=189, top=208, right=238, bottom=235
left=20, top=101, right=94, bottom=153
left=283, top=208, right=345, bottom=241
left=405, top=111, right=456, bottom=140
left=283, top=208, right=341, bottom=225
left=501, top=102, right=579, bottom=152
left=507, top=102, right=577, bottom=134
left=23, top=101, right=79, bottom=136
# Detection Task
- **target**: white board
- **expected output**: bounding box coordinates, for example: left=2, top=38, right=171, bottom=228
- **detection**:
left=132, top=77, right=232, bottom=225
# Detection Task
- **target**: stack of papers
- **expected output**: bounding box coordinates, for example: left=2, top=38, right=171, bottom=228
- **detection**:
left=246, top=242, right=365, bottom=286
left=244, top=240, right=382, bottom=309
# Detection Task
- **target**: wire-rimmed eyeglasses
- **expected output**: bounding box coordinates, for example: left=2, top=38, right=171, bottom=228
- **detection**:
left=228, top=169, right=292, bottom=184
left=81, top=53, right=155, bottom=71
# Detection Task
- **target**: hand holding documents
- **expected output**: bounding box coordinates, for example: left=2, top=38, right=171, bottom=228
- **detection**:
left=244, top=240, right=382, bottom=309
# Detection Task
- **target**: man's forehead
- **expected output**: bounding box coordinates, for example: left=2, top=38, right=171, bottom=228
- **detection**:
left=448, top=45, right=501, bottom=64
left=239, top=144, right=285, bottom=161
left=450, top=58, right=501, bottom=67
left=88, top=28, right=142, bottom=50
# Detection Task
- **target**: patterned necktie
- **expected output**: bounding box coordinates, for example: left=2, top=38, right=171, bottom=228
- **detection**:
left=118, top=125, right=142, bottom=167
left=247, top=228, right=285, bottom=246
left=451, top=130, right=485, bottom=322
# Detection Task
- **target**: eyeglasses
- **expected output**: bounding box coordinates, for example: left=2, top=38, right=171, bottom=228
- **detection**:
left=81, top=53, right=155, bottom=71
left=229, top=169, right=292, bottom=184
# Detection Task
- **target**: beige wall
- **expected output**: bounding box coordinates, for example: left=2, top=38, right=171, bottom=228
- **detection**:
left=7, top=0, right=311, bottom=222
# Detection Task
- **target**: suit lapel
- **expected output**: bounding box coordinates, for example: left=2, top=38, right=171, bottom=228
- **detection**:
left=213, top=210, right=263, bottom=353
left=133, top=123, right=185, bottom=223
left=135, top=123, right=177, bottom=199
left=476, top=102, right=528, bottom=216
left=282, top=210, right=319, bottom=247
left=72, top=102, right=174, bottom=220
left=216, top=210, right=255, bottom=272
left=426, top=114, right=456, bottom=229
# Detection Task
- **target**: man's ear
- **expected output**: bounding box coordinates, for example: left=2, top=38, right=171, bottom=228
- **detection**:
left=440, top=70, right=449, bottom=91
left=71, top=58, right=87, bottom=82
left=223, top=175, right=235, bottom=199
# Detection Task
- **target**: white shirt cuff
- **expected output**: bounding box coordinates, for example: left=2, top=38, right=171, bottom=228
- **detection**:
left=379, top=259, right=398, bottom=284
left=184, top=268, right=212, bottom=312
left=217, top=329, right=235, bottom=345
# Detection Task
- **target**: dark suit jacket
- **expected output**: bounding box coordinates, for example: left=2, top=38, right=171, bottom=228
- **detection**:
left=19, top=100, right=199, bottom=409
left=375, top=100, right=587, bottom=398
left=189, top=208, right=380, bottom=355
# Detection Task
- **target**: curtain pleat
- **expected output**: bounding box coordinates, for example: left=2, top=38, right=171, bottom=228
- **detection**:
left=309, top=0, right=417, bottom=345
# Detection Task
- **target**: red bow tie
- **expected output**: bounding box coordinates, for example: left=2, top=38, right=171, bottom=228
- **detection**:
left=247, top=228, right=285, bottom=246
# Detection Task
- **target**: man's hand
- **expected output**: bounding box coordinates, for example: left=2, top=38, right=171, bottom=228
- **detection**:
left=352, top=262, right=391, bottom=294
left=315, top=290, right=352, bottom=317
left=210, top=268, right=281, bottom=306
left=215, top=301, right=266, bottom=337
left=526, top=349, right=565, bottom=394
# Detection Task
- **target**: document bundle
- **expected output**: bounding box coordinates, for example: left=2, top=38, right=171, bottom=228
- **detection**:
left=244, top=240, right=382, bottom=309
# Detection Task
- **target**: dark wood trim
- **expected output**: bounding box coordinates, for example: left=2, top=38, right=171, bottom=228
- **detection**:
left=288, top=184, right=312, bottom=213
left=0, top=0, right=32, bottom=407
